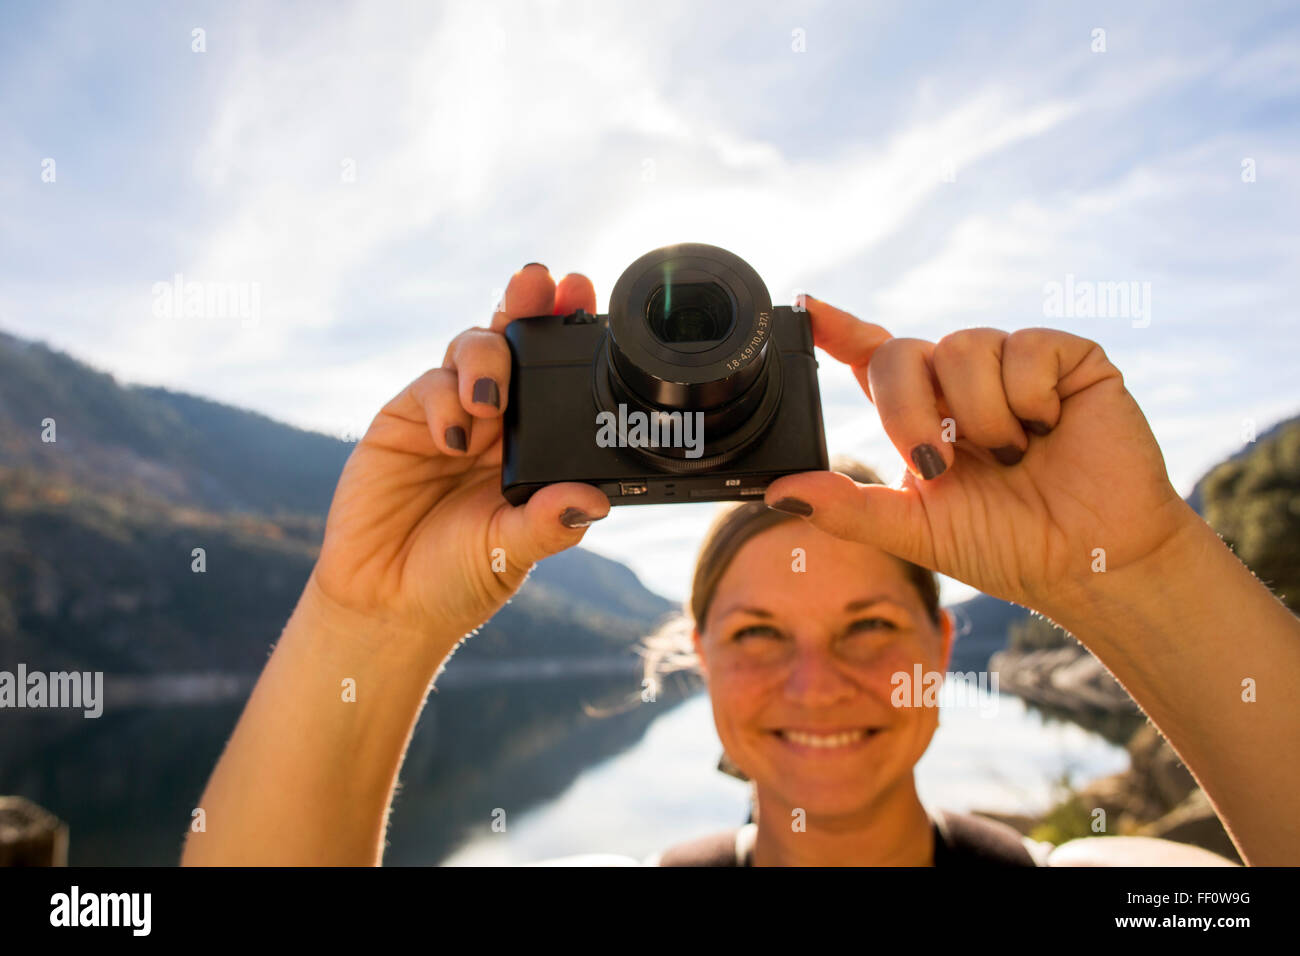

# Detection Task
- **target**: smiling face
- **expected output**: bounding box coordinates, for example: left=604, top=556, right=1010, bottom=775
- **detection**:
left=694, top=519, right=953, bottom=818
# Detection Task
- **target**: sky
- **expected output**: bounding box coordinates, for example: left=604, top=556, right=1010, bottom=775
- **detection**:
left=2, top=0, right=1297, bottom=604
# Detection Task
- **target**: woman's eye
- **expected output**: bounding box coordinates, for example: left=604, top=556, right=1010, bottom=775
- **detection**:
left=847, top=617, right=896, bottom=634
left=733, top=625, right=781, bottom=641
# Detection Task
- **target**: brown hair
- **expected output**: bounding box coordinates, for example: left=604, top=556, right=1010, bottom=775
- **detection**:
left=640, top=456, right=941, bottom=690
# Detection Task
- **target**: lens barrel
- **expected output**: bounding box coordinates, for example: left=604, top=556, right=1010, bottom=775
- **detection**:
left=596, top=243, right=783, bottom=469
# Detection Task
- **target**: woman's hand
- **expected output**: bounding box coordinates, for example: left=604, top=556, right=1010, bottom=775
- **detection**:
left=312, top=263, right=611, bottom=644
left=765, top=296, right=1198, bottom=618
left=185, top=263, right=613, bottom=866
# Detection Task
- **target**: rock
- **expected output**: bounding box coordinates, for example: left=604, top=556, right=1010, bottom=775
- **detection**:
left=1076, top=771, right=1149, bottom=822
left=0, top=796, right=68, bottom=866
left=1140, top=788, right=1242, bottom=864
left=1029, top=720, right=1233, bottom=859
left=1049, top=653, right=1136, bottom=712
left=990, top=645, right=1139, bottom=716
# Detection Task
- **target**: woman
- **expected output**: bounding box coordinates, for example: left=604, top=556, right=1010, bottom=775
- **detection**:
left=181, top=263, right=1300, bottom=867
left=640, top=459, right=1229, bottom=867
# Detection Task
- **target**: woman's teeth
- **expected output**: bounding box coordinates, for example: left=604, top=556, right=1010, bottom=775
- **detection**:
left=778, top=729, right=871, bottom=748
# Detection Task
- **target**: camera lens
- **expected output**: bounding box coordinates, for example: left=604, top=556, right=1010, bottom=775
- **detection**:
left=595, top=243, right=785, bottom=471
left=646, top=282, right=734, bottom=346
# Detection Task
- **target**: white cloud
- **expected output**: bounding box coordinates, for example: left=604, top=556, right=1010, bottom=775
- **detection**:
left=3, top=0, right=1297, bottom=607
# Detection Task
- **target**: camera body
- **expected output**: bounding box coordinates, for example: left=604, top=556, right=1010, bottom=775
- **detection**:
left=502, top=244, right=829, bottom=507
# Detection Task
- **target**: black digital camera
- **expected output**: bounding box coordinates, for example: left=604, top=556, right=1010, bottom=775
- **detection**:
left=501, top=243, right=828, bottom=506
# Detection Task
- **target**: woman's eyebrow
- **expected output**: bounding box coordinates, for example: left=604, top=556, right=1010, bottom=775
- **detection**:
left=716, top=605, right=774, bottom=620
left=715, top=597, right=906, bottom=621
left=844, top=596, right=905, bottom=612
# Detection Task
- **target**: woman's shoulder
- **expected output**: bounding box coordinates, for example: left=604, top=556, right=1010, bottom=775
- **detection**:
left=646, top=810, right=1182, bottom=867
left=647, top=811, right=1048, bottom=867
left=932, top=809, right=1053, bottom=866
left=527, top=813, right=1239, bottom=867
left=645, top=823, right=757, bottom=867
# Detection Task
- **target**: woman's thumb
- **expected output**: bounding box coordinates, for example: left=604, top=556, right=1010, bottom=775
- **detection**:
left=492, top=482, right=611, bottom=570
left=762, top=470, right=931, bottom=568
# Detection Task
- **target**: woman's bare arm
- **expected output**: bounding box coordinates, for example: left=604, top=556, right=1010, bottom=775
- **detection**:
left=181, top=576, right=458, bottom=865
left=1048, top=504, right=1300, bottom=866
left=181, top=264, right=610, bottom=865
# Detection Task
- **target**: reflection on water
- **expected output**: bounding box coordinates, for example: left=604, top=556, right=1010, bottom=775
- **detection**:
left=0, top=673, right=684, bottom=866
left=915, top=689, right=1131, bottom=815
left=443, top=686, right=1130, bottom=865
left=383, top=674, right=691, bottom=865
left=1, top=702, right=246, bottom=865
left=0, top=676, right=1128, bottom=866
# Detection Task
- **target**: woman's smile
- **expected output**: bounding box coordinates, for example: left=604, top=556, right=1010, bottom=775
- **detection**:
left=768, top=726, right=886, bottom=753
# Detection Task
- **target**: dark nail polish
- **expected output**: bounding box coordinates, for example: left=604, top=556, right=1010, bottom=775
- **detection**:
left=445, top=425, right=467, bottom=452
left=768, top=497, right=814, bottom=517
left=911, top=444, right=947, bottom=480
left=560, top=507, right=603, bottom=529
left=1020, top=418, right=1051, bottom=437
left=991, top=445, right=1025, bottom=466
left=473, top=377, right=500, bottom=408
left=522, top=262, right=548, bottom=271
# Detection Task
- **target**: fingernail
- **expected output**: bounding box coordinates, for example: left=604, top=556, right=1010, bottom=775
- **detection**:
left=445, top=425, right=467, bottom=452
left=522, top=262, right=548, bottom=272
left=1020, top=418, right=1051, bottom=436
left=473, top=377, right=500, bottom=408
left=991, top=445, right=1025, bottom=467
left=560, top=507, right=604, bottom=529
left=768, top=497, right=813, bottom=517
left=911, top=444, right=947, bottom=480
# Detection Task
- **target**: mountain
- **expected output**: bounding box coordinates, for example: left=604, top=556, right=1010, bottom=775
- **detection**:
left=945, top=592, right=1028, bottom=673
left=0, top=331, right=674, bottom=677
left=0, top=330, right=351, bottom=517
left=3, top=327, right=1292, bottom=679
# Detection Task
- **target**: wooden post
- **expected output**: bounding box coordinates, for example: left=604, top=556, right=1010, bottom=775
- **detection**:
left=0, top=796, right=68, bottom=866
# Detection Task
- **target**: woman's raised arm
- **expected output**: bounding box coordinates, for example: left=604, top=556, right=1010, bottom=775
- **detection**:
left=766, top=298, right=1300, bottom=865
left=181, top=264, right=610, bottom=866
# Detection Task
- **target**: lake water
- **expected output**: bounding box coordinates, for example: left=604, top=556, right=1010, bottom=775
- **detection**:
left=0, top=677, right=1128, bottom=866
left=440, top=687, right=1129, bottom=865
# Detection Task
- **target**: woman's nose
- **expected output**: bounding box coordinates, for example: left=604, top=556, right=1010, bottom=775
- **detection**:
left=781, top=647, right=856, bottom=707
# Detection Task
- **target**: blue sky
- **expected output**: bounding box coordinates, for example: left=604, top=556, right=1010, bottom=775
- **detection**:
left=2, top=0, right=1297, bottom=603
